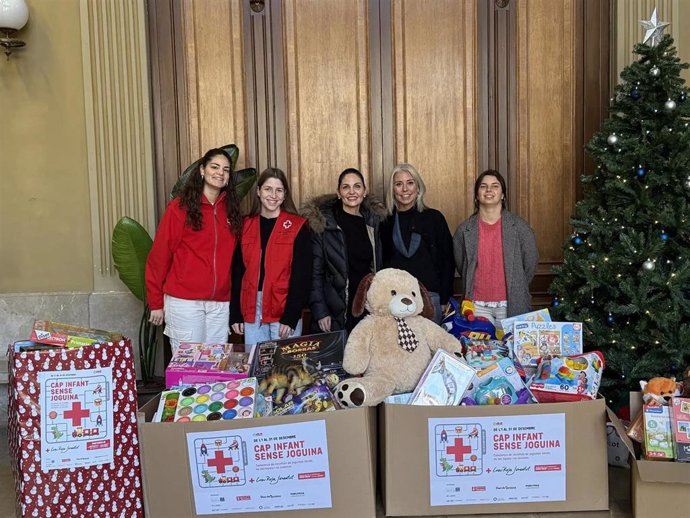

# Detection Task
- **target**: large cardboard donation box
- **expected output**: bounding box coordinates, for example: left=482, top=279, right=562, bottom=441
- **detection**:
left=380, top=398, right=608, bottom=516
left=8, top=339, right=145, bottom=518
left=138, top=397, right=377, bottom=518
left=608, top=394, right=690, bottom=518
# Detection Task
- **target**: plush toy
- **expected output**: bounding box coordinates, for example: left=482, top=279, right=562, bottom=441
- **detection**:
left=640, top=376, right=680, bottom=406
left=334, top=268, right=465, bottom=407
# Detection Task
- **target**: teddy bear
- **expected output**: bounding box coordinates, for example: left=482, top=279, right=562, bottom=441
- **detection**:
left=640, top=376, right=680, bottom=406
left=334, top=268, right=465, bottom=407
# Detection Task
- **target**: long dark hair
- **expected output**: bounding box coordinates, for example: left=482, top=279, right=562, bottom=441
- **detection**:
left=473, top=169, right=507, bottom=213
left=178, top=148, right=243, bottom=237
left=248, top=168, right=298, bottom=216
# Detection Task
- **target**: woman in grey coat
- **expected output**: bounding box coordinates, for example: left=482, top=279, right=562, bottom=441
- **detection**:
left=453, top=170, right=538, bottom=324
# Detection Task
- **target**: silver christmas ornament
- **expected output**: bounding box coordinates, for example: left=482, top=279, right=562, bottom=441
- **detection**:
left=650, top=65, right=661, bottom=77
left=607, top=134, right=619, bottom=145
left=684, top=176, right=690, bottom=190
left=642, top=260, right=655, bottom=271
left=664, top=99, right=677, bottom=111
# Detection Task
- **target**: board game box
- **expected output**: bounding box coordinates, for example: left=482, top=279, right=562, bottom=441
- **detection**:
left=499, top=308, right=551, bottom=336
left=408, top=350, right=476, bottom=406
left=249, top=330, right=347, bottom=403
left=643, top=404, right=674, bottom=460
left=512, top=321, right=583, bottom=367
left=165, top=342, right=250, bottom=388
left=670, top=397, right=690, bottom=462
left=172, top=378, right=258, bottom=422
left=31, top=320, right=123, bottom=348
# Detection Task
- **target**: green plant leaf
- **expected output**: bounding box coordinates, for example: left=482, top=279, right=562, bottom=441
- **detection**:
left=112, top=217, right=153, bottom=303
left=233, top=167, right=257, bottom=199
left=170, top=144, right=239, bottom=199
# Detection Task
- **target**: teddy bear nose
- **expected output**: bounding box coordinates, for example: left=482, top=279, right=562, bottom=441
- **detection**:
left=401, top=297, right=413, bottom=305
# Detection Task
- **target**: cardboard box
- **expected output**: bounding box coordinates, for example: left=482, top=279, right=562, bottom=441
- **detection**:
left=380, top=398, right=608, bottom=516
left=608, top=393, right=690, bottom=517
left=138, top=397, right=376, bottom=518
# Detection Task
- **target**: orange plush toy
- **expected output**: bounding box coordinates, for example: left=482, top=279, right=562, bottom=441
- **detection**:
left=640, top=377, right=680, bottom=406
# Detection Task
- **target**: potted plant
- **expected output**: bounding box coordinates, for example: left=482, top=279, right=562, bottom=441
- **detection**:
left=112, top=144, right=256, bottom=386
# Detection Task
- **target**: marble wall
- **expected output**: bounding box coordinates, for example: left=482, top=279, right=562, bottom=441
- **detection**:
left=0, top=291, right=164, bottom=382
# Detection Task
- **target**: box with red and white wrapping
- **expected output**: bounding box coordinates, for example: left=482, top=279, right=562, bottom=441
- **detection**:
left=7, top=339, right=144, bottom=518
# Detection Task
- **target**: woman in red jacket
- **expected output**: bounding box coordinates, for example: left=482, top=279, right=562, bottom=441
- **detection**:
left=230, top=168, right=312, bottom=345
left=145, top=148, right=242, bottom=352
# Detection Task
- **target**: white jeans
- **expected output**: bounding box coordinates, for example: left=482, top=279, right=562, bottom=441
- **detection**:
left=163, top=295, right=230, bottom=353
left=243, top=292, right=302, bottom=347
left=473, top=303, right=508, bottom=328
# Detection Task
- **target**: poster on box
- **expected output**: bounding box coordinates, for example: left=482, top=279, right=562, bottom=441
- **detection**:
left=428, top=414, right=565, bottom=506
left=38, top=367, right=114, bottom=471
left=186, top=420, right=332, bottom=514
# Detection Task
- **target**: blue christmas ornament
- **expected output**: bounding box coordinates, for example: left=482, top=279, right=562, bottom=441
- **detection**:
left=661, top=232, right=669, bottom=241
left=552, top=297, right=560, bottom=307
left=636, top=166, right=646, bottom=178
left=572, top=236, right=583, bottom=246
left=607, top=313, right=615, bottom=325
left=631, top=87, right=641, bottom=100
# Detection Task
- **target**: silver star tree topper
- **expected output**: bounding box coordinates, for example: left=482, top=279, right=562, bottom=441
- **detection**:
left=639, top=8, right=669, bottom=47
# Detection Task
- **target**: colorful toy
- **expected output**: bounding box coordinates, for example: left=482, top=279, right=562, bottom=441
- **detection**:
left=31, top=320, right=122, bottom=348
left=155, top=389, right=181, bottom=422
left=165, top=342, right=250, bottom=388
left=333, top=269, right=466, bottom=407
left=461, top=337, right=509, bottom=370
left=272, top=384, right=338, bottom=415
left=670, top=397, right=690, bottom=462
left=499, top=308, right=551, bottom=337
left=529, top=351, right=604, bottom=403
left=441, top=297, right=497, bottom=340
left=173, top=378, right=257, bottom=422
left=641, top=377, right=680, bottom=406
left=642, top=404, right=674, bottom=460
left=468, top=357, right=535, bottom=405
left=512, top=321, right=583, bottom=367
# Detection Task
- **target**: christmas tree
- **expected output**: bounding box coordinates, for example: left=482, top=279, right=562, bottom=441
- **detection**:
left=550, top=14, right=690, bottom=407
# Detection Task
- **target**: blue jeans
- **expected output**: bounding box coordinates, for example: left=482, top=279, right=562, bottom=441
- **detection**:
left=244, top=292, right=302, bottom=346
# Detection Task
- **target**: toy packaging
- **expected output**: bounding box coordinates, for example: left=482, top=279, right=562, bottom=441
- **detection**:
left=154, top=389, right=181, bottom=422
left=461, top=337, right=510, bottom=370
left=31, top=320, right=123, bottom=348
left=469, top=357, right=535, bottom=405
left=249, top=330, right=347, bottom=403
left=384, top=392, right=413, bottom=404
left=670, top=397, right=690, bottom=462
left=253, top=392, right=273, bottom=417
left=642, top=404, right=674, bottom=460
left=529, top=351, right=604, bottom=403
left=172, top=378, right=258, bottom=422
left=408, top=350, right=476, bottom=406
left=165, top=342, right=250, bottom=388
left=513, top=321, right=583, bottom=367
left=272, top=384, right=339, bottom=416
left=499, top=308, right=551, bottom=336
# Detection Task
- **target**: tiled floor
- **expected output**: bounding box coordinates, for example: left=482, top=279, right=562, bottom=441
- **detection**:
left=1, top=383, right=632, bottom=518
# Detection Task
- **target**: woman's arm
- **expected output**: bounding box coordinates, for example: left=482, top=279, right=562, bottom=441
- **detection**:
left=521, top=223, right=539, bottom=283
left=145, top=203, right=183, bottom=311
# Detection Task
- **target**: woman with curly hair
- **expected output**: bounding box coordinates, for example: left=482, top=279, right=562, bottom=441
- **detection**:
left=146, top=148, right=243, bottom=352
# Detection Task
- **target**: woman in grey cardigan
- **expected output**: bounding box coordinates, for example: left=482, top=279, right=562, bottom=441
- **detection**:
left=453, top=170, right=538, bottom=324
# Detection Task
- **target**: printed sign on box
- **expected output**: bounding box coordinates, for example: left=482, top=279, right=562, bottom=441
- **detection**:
left=428, top=414, right=566, bottom=506
left=38, top=367, right=114, bottom=470
left=186, top=420, right=332, bottom=514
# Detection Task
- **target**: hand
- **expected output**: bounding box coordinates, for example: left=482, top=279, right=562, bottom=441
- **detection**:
left=231, top=323, right=244, bottom=335
left=149, top=309, right=164, bottom=326
left=317, top=316, right=331, bottom=333
left=278, top=324, right=293, bottom=339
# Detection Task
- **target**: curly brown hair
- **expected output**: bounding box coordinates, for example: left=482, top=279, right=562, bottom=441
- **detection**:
left=178, top=148, right=243, bottom=237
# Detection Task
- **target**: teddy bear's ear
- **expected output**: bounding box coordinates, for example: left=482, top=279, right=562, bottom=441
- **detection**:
left=352, top=273, right=375, bottom=317
left=419, top=281, right=435, bottom=320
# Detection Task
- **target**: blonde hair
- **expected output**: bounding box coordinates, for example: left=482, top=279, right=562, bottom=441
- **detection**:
left=386, top=163, right=427, bottom=214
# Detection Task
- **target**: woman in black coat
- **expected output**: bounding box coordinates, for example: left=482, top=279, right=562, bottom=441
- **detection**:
left=302, top=168, right=387, bottom=334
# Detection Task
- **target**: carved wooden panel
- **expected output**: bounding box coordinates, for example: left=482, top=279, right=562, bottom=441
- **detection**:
left=182, top=0, right=248, bottom=168
left=282, top=0, right=371, bottom=205
left=390, top=0, right=477, bottom=231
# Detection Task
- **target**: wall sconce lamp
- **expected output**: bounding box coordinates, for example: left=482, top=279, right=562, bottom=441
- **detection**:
left=0, top=0, right=29, bottom=59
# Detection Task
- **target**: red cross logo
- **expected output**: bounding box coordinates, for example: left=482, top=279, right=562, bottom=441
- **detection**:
left=63, top=402, right=90, bottom=427
left=446, top=437, right=472, bottom=462
left=207, top=450, right=234, bottom=474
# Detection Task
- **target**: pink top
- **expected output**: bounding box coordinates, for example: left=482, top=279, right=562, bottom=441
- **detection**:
left=473, top=218, right=507, bottom=302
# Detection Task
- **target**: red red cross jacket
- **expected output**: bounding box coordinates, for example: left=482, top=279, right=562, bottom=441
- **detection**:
left=240, top=211, right=307, bottom=323
left=145, top=192, right=238, bottom=310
